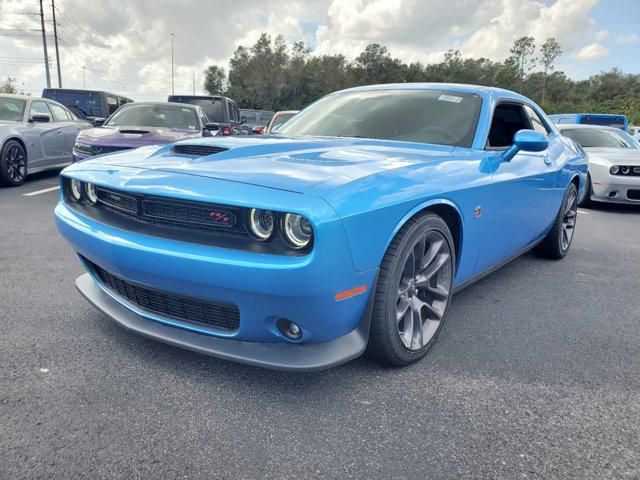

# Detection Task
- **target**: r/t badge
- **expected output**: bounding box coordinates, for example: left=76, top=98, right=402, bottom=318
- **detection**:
left=474, top=205, right=482, bottom=219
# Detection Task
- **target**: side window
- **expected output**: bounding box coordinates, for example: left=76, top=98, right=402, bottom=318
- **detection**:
left=48, top=103, right=71, bottom=122
left=106, top=96, right=119, bottom=115
left=524, top=105, right=550, bottom=135
left=487, top=103, right=532, bottom=148
left=29, top=101, right=52, bottom=119
left=232, top=104, right=239, bottom=123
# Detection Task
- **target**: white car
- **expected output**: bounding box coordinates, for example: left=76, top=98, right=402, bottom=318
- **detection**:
left=558, top=124, right=640, bottom=205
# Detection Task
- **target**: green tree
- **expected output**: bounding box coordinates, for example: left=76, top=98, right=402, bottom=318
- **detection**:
left=509, top=36, right=537, bottom=92
left=203, top=65, right=226, bottom=95
left=0, top=76, right=23, bottom=94
left=540, top=37, right=562, bottom=105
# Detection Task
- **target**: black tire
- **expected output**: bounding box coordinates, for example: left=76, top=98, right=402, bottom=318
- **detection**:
left=0, top=140, right=27, bottom=187
left=577, top=174, right=591, bottom=207
left=534, top=183, right=578, bottom=259
left=368, top=213, right=456, bottom=367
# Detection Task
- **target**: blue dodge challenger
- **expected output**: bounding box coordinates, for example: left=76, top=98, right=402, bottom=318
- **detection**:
left=55, top=84, right=588, bottom=371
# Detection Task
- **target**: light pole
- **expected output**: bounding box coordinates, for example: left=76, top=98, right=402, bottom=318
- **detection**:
left=39, top=0, right=51, bottom=88
left=169, top=33, right=175, bottom=95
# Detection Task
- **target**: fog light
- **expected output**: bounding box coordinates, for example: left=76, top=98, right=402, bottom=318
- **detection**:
left=276, top=318, right=302, bottom=341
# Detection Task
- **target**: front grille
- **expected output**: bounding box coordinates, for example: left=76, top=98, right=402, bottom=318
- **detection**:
left=172, top=144, right=228, bottom=156
left=86, top=259, right=240, bottom=332
left=627, top=190, right=640, bottom=200
left=94, top=186, right=245, bottom=235
left=95, top=145, right=134, bottom=155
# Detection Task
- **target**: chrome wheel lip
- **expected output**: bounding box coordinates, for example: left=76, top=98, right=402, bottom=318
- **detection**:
left=561, top=190, right=578, bottom=252
left=396, top=230, right=452, bottom=351
left=5, top=144, right=26, bottom=183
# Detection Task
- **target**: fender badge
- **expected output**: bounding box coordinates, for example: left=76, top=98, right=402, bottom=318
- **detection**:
left=474, top=205, right=482, bottom=218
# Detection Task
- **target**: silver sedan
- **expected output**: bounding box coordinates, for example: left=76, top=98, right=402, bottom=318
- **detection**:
left=558, top=124, right=640, bottom=206
left=0, top=94, right=90, bottom=187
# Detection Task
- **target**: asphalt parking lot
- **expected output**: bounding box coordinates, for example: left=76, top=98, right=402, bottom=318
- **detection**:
left=1, top=170, right=639, bottom=479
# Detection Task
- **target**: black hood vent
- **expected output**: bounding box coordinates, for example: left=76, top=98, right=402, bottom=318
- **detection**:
left=172, top=144, right=228, bottom=156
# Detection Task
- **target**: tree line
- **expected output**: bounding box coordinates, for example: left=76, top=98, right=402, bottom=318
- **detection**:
left=204, top=34, right=640, bottom=124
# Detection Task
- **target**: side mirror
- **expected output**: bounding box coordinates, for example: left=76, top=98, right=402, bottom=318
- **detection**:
left=30, top=114, right=50, bottom=123
left=252, top=125, right=263, bottom=134
left=502, top=129, right=549, bottom=162
left=92, top=117, right=106, bottom=127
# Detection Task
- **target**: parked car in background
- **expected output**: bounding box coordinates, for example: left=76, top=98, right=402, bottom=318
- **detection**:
left=72, top=102, right=216, bottom=162
left=559, top=124, right=640, bottom=205
left=549, top=113, right=629, bottom=131
left=262, top=110, right=299, bottom=134
left=42, top=88, right=133, bottom=123
left=239, top=109, right=274, bottom=135
left=0, top=94, right=90, bottom=186
left=56, top=84, right=587, bottom=371
left=168, top=95, right=242, bottom=136
left=629, top=125, right=640, bottom=142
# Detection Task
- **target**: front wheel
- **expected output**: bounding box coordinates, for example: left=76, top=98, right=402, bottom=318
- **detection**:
left=368, top=213, right=455, bottom=367
left=0, top=140, right=27, bottom=187
left=534, top=183, right=578, bottom=259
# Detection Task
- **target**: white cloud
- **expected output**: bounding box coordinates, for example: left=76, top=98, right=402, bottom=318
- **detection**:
left=572, top=42, right=610, bottom=60
left=594, top=29, right=609, bottom=41
left=616, top=33, right=638, bottom=44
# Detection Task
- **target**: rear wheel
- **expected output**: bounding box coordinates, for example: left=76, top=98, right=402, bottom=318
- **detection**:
left=534, top=183, right=578, bottom=259
left=0, top=140, right=27, bottom=187
left=368, top=213, right=455, bottom=367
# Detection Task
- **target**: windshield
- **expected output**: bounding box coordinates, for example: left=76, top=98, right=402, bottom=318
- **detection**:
left=0, top=97, right=26, bottom=121
left=105, top=104, right=200, bottom=130
left=44, top=91, right=102, bottom=118
left=169, top=97, right=223, bottom=122
left=277, top=89, right=482, bottom=147
left=561, top=128, right=638, bottom=149
left=271, top=112, right=297, bottom=132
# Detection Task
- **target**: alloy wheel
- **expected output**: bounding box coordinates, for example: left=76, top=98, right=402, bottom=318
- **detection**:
left=561, top=190, right=577, bottom=251
left=5, top=144, right=26, bottom=184
left=396, top=230, right=452, bottom=351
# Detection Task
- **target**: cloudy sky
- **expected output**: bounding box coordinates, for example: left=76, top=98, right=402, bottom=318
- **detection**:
left=1, top=0, right=638, bottom=100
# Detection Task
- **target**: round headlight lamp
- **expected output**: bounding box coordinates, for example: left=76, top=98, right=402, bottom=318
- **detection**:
left=610, top=165, right=619, bottom=175
left=85, top=182, right=98, bottom=204
left=283, top=213, right=313, bottom=249
left=249, top=208, right=275, bottom=240
left=69, top=178, right=82, bottom=201
left=621, top=166, right=630, bottom=175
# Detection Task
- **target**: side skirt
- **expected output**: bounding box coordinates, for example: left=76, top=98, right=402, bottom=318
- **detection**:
left=452, top=236, right=545, bottom=294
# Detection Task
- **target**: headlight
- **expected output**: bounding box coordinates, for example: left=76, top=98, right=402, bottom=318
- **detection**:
left=610, top=165, right=619, bottom=175
left=283, top=213, right=313, bottom=249
left=249, top=208, right=275, bottom=240
left=621, top=166, right=630, bottom=175
left=69, top=178, right=82, bottom=201
left=85, top=182, right=98, bottom=204
left=73, top=141, right=93, bottom=156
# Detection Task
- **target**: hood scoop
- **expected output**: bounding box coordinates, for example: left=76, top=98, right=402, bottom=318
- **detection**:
left=172, top=144, right=229, bottom=156
left=119, top=129, right=150, bottom=135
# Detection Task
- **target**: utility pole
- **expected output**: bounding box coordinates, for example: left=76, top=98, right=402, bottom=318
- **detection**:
left=39, top=0, right=51, bottom=88
left=192, top=72, right=195, bottom=95
left=51, top=0, right=62, bottom=87
left=82, top=66, right=86, bottom=88
left=169, top=33, right=175, bottom=95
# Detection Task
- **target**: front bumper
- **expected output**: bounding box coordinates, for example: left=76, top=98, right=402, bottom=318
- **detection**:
left=590, top=165, right=640, bottom=204
left=76, top=273, right=372, bottom=371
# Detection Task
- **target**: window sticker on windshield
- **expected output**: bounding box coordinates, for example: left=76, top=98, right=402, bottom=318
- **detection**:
left=438, top=94, right=463, bottom=104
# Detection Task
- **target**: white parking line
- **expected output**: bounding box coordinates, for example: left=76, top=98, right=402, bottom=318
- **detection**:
left=578, top=209, right=591, bottom=215
left=23, top=186, right=60, bottom=196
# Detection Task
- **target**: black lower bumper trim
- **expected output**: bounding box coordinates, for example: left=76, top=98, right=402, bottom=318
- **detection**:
left=75, top=273, right=372, bottom=372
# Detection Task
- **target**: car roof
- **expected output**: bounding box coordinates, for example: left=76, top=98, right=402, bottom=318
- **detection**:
left=334, top=82, right=531, bottom=102
left=0, top=93, right=33, bottom=100
left=121, top=101, right=198, bottom=109
left=43, top=88, right=132, bottom=99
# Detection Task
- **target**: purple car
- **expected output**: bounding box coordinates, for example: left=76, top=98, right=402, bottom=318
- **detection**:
left=72, top=102, right=216, bottom=162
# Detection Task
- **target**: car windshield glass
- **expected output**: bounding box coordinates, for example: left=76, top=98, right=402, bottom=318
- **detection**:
left=170, top=97, right=223, bottom=122
left=0, top=97, right=26, bottom=121
left=273, top=112, right=296, bottom=128
left=277, top=89, right=482, bottom=147
left=44, top=91, right=102, bottom=118
left=561, top=128, right=638, bottom=149
left=240, top=111, right=257, bottom=125
left=105, top=104, right=199, bottom=130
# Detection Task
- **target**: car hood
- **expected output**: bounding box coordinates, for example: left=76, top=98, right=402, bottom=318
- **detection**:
left=585, top=147, right=640, bottom=165
left=94, top=135, right=456, bottom=193
left=76, top=125, right=203, bottom=148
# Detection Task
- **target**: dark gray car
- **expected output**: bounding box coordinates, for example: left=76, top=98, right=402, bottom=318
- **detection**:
left=0, top=94, right=90, bottom=187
